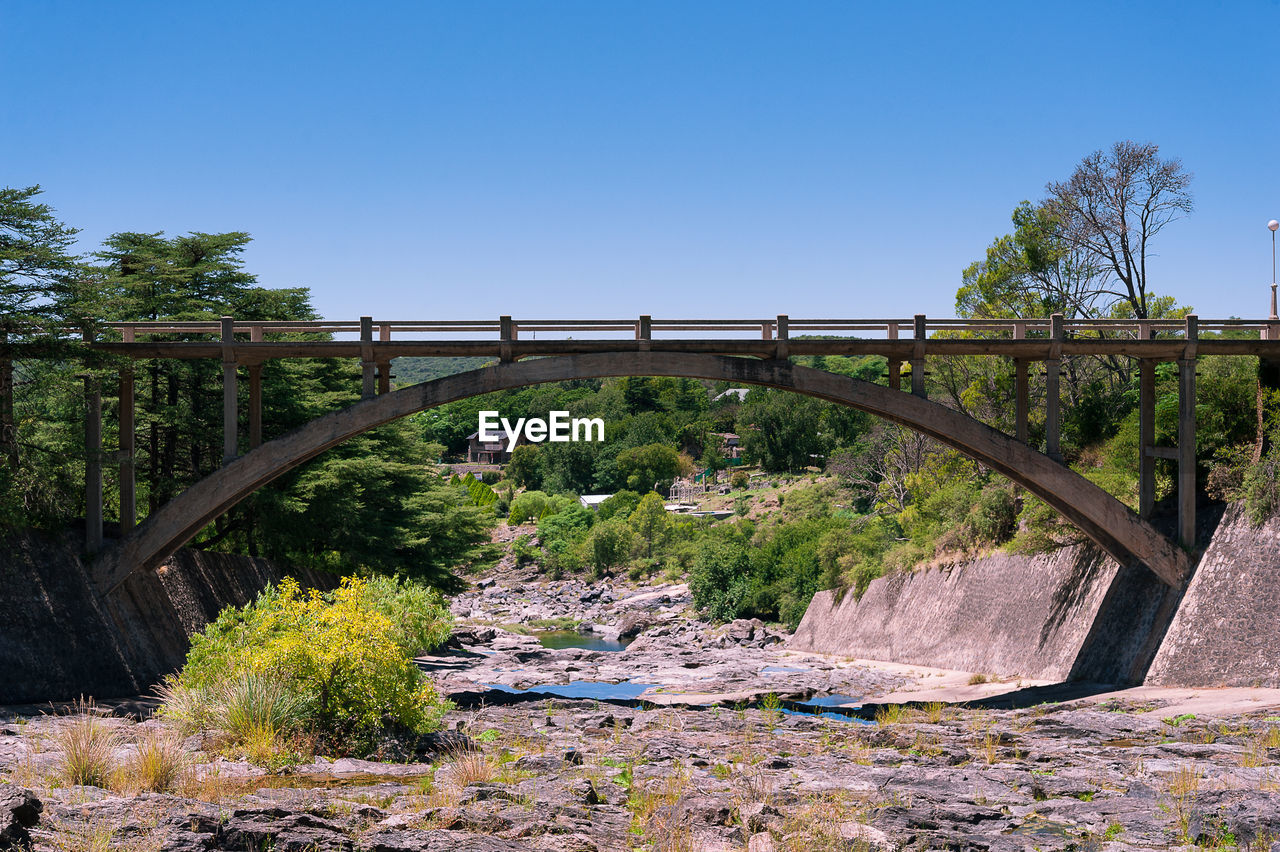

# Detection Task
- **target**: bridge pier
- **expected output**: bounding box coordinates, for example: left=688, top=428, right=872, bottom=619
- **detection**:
left=221, top=317, right=238, bottom=465
left=118, top=364, right=136, bottom=530
left=84, top=373, right=103, bottom=552
left=910, top=314, right=926, bottom=398
left=360, top=316, right=376, bottom=398
left=1178, top=316, right=1198, bottom=548
left=1014, top=359, right=1029, bottom=444
left=1045, top=314, right=1063, bottom=461
left=1138, top=358, right=1156, bottom=519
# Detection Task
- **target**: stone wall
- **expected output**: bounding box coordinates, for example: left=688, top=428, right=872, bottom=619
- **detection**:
left=0, top=530, right=331, bottom=704
left=1145, top=503, right=1280, bottom=687
left=791, top=540, right=1184, bottom=685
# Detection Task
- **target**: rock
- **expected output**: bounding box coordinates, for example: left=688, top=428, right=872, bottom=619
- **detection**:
left=616, top=612, right=655, bottom=640
left=747, top=833, right=776, bottom=852
left=0, top=787, right=40, bottom=850
left=222, top=809, right=354, bottom=852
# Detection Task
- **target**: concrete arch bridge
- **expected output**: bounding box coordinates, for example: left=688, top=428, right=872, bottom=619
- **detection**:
left=41, top=313, right=1280, bottom=596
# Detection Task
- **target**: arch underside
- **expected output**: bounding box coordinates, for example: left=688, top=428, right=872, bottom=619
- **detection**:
left=95, top=353, right=1189, bottom=595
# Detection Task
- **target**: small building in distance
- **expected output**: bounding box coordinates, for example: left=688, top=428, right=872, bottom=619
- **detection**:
left=711, top=432, right=742, bottom=460
left=713, top=388, right=750, bottom=404
left=579, top=494, right=612, bottom=511
left=466, top=431, right=522, bottom=464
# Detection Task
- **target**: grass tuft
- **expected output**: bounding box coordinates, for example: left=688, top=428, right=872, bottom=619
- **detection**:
left=53, top=702, right=121, bottom=789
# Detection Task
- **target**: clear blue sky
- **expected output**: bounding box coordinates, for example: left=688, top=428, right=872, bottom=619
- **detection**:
left=3, top=1, right=1279, bottom=321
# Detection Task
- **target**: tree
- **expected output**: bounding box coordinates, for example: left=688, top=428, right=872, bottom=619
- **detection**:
left=957, top=201, right=1107, bottom=320
left=505, top=444, right=543, bottom=489
left=738, top=390, right=827, bottom=472
left=628, top=492, right=670, bottom=558
left=1044, top=141, right=1193, bottom=319
left=615, top=443, right=681, bottom=492
left=0, top=186, right=80, bottom=476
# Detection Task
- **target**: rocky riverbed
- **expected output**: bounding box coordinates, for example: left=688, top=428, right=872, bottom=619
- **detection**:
left=4, top=571, right=1280, bottom=851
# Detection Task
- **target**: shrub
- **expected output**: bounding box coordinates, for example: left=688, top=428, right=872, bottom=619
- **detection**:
left=587, top=517, right=635, bottom=577
left=359, top=574, right=453, bottom=655
left=597, top=490, right=641, bottom=521
left=508, top=490, right=555, bottom=525
left=162, top=577, right=452, bottom=757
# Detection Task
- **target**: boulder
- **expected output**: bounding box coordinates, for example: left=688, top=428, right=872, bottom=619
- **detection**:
left=0, top=788, right=40, bottom=851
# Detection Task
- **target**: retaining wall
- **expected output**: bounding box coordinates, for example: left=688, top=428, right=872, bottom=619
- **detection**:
left=1145, top=503, right=1280, bottom=687
left=0, top=531, right=331, bottom=704
left=791, top=538, right=1185, bottom=685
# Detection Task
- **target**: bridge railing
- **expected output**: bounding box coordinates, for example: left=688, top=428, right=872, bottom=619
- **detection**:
left=33, top=314, right=1278, bottom=342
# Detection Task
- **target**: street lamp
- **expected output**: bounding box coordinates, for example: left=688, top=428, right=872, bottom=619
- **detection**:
left=1271, top=219, right=1280, bottom=320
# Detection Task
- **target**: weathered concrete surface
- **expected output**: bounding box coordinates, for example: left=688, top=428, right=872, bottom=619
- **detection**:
left=790, top=543, right=1183, bottom=684
left=1146, top=503, right=1280, bottom=687
left=0, top=530, right=331, bottom=704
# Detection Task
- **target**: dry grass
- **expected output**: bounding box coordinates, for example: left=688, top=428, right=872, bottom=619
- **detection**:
left=628, top=764, right=694, bottom=852
left=53, top=704, right=122, bottom=789
left=440, top=750, right=497, bottom=788
left=967, top=673, right=991, bottom=685
left=778, top=791, right=876, bottom=851
left=116, top=727, right=190, bottom=793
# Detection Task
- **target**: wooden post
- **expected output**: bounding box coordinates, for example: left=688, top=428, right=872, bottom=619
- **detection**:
left=248, top=325, right=263, bottom=449
left=221, top=316, right=238, bottom=465
left=1045, top=313, right=1063, bottom=461
left=1138, top=358, right=1156, bottom=519
left=1014, top=359, right=1029, bottom=444
left=84, top=371, right=103, bottom=552
left=775, top=314, right=789, bottom=360
left=910, top=314, right=926, bottom=398
left=360, top=316, right=375, bottom=398
left=1178, top=315, right=1198, bottom=549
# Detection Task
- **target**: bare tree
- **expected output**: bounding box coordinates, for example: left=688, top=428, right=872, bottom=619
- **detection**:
left=1045, top=140, right=1193, bottom=319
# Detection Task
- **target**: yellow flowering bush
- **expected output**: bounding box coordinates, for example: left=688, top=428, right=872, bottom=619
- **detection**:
left=162, top=576, right=451, bottom=755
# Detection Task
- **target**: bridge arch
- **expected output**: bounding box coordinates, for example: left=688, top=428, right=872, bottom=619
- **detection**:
left=95, top=352, right=1189, bottom=595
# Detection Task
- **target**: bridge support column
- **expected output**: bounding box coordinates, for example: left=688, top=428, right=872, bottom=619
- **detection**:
left=1014, top=359, right=1029, bottom=444
left=885, top=322, right=900, bottom=390
left=910, top=314, right=926, bottom=398
left=1178, top=316, right=1198, bottom=548
left=377, top=361, right=392, bottom=395
left=118, top=366, right=136, bottom=530
left=1045, top=314, right=1063, bottom=461
left=221, top=317, right=238, bottom=465
left=360, top=316, right=376, bottom=399
left=84, top=374, right=103, bottom=552
left=1138, top=358, right=1156, bottom=519
left=775, top=315, right=789, bottom=360
left=499, top=315, right=514, bottom=363
left=248, top=365, right=263, bottom=449
left=0, top=331, right=15, bottom=473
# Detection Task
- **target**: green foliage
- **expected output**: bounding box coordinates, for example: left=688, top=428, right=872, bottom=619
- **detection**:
left=163, top=577, right=452, bottom=755
left=597, top=489, right=641, bottom=521
left=586, top=517, right=635, bottom=577
left=730, top=471, right=749, bottom=490
left=509, top=490, right=555, bottom=525
left=505, top=444, right=543, bottom=489
left=628, top=492, right=670, bottom=558
left=615, top=443, right=681, bottom=492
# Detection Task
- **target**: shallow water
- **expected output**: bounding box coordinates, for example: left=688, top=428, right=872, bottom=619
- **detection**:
left=536, top=631, right=631, bottom=652
left=483, top=680, right=658, bottom=701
